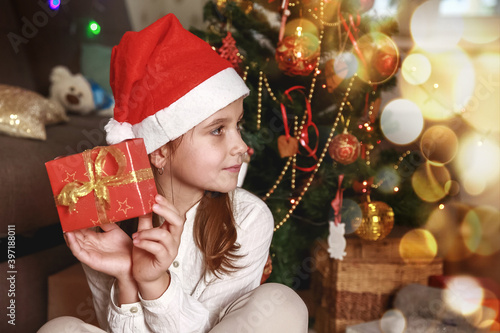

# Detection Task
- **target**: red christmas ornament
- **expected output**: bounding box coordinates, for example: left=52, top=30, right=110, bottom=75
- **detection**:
left=218, top=32, right=242, bottom=72
left=374, top=47, right=399, bottom=78
left=275, top=33, right=320, bottom=76
left=328, top=130, right=361, bottom=165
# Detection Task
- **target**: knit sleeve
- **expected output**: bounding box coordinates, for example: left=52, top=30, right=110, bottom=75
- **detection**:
left=83, top=190, right=274, bottom=333
left=81, top=263, right=114, bottom=331
left=138, top=191, right=274, bottom=332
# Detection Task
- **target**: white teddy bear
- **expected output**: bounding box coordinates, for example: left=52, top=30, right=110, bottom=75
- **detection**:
left=49, top=66, right=114, bottom=117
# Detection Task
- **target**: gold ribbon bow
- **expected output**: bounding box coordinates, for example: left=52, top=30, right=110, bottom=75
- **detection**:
left=56, top=146, right=154, bottom=224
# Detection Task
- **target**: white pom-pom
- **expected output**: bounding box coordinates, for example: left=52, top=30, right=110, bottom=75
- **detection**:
left=104, top=118, right=135, bottom=145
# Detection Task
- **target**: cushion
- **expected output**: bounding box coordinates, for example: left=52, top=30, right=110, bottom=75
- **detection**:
left=0, top=84, right=68, bottom=140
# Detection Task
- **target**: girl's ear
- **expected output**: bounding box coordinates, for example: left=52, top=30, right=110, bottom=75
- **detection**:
left=149, top=144, right=169, bottom=169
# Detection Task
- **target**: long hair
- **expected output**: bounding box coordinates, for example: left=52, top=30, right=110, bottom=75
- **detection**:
left=153, top=138, right=242, bottom=278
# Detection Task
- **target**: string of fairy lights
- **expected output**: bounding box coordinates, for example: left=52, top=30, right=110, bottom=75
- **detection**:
left=233, top=0, right=417, bottom=231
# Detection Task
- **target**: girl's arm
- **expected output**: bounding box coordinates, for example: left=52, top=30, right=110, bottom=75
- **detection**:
left=138, top=192, right=274, bottom=332
left=101, top=191, right=273, bottom=333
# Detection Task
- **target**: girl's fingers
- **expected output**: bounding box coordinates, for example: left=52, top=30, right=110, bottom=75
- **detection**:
left=133, top=239, right=171, bottom=258
left=65, top=231, right=90, bottom=262
left=137, top=213, right=153, bottom=232
left=152, top=196, right=184, bottom=239
left=100, top=223, right=120, bottom=232
left=133, top=228, right=175, bottom=247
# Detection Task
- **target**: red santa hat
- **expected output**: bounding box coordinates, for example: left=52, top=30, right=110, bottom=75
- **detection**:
left=105, top=14, right=249, bottom=154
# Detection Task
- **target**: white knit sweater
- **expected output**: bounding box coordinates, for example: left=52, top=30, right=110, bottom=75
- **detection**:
left=82, top=188, right=274, bottom=332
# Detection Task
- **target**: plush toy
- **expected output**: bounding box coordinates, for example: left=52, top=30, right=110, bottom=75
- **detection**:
left=49, top=66, right=114, bottom=116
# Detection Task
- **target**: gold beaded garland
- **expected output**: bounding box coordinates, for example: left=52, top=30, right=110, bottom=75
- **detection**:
left=394, top=150, right=412, bottom=170
left=257, top=71, right=263, bottom=130
left=274, top=76, right=357, bottom=231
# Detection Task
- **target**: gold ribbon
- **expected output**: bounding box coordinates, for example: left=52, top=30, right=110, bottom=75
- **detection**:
left=56, top=146, right=154, bottom=224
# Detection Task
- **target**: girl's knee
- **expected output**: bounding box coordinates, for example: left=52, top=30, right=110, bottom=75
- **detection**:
left=255, top=283, right=309, bottom=319
left=38, top=316, right=104, bottom=333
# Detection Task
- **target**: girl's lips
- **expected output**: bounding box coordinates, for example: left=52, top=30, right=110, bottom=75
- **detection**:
left=224, top=164, right=242, bottom=173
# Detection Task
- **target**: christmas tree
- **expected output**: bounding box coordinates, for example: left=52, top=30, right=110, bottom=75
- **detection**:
left=191, top=0, right=431, bottom=286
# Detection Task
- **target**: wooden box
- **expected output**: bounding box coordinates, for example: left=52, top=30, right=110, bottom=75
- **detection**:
left=312, top=231, right=443, bottom=333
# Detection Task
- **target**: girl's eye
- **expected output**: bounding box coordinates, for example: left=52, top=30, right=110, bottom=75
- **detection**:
left=237, top=120, right=245, bottom=132
left=211, top=126, right=224, bottom=135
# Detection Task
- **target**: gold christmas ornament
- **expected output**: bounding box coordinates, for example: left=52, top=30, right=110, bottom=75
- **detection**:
left=216, top=0, right=253, bottom=14
left=355, top=195, right=394, bottom=241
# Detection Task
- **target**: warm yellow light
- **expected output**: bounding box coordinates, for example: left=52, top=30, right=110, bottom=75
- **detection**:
left=461, top=52, right=500, bottom=134
left=399, top=47, right=475, bottom=121
left=410, top=1, right=463, bottom=52
left=455, top=133, right=500, bottom=195
left=412, top=162, right=451, bottom=202
left=399, top=229, right=438, bottom=265
left=462, top=17, right=500, bottom=44
left=402, top=53, right=432, bottom=85
left=444, top=276, right=484, bottom=316
left=463, top=206, right=500, bottom=256
left=420, top=125, right=459, bottom=166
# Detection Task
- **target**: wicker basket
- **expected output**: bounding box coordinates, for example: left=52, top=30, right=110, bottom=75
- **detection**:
left=312, top=233, right=443, bottom=333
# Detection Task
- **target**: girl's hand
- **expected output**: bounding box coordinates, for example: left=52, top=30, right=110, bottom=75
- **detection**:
left=65, top=223, right=133, bottom=281
left=132, top=195, right=184, bottom=300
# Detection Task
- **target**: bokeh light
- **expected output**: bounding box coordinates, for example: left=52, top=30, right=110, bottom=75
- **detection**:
left=339, top=198, right=363, bottom=234
left=375, top=166, right=401, bottom=194
left=455, top=133, right=500, bottom=196
left=380, top=99, right=424, bottom=145
left=399, top=47, right=475, bottom=121
left=463, top=206, right=500, bottom=256
left=402, top=53, right=432, bottom=85
left=380, top=309, right=406, bottom=333
left=443, top=276, right=483, bottom=316
left=444, top=180, right=461, bottom=196
left=420, top=125, right=459, bottom=166
left=355, top=32, right=400, bottom=84
left=49, top=0, right=60, bottom=10
left=284, top=18, right=319, bottom=37
left=410, top=1, right=464, bottom=51
left=333, top=52, right=358, bottom=80
left=412, top=162, right=451, bottom=202
left=88, top=20, right=101, bottom=36
left=462, top=17, right=500, bottom=44
left=460, top=208, right=482, bottom=253
left=461, top=52, right=500, bottom=134
left=399, top=229, right=438, bottom=265
left=425, top=202, right=473, bottom=261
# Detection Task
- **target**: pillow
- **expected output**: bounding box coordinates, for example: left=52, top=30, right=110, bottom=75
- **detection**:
left=0, top=84, right=68, bottom=140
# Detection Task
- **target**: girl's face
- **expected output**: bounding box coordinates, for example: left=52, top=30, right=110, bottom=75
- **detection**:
left=168, top=97, right=247, bottom=197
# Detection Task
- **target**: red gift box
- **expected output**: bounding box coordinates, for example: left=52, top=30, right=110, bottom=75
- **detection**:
left=45, top=138, right=157, bottom=232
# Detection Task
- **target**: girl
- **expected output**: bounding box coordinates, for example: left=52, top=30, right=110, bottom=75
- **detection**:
left=39, top=14, right=308, bottom=333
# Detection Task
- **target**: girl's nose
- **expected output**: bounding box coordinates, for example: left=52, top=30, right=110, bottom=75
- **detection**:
left=232, top=133, right=248, bottom=156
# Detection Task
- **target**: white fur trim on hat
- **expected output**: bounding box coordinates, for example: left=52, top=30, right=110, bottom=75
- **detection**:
left=138, top=67, right=248, bottom=154
left=104, top=118, right=136, bottom=145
